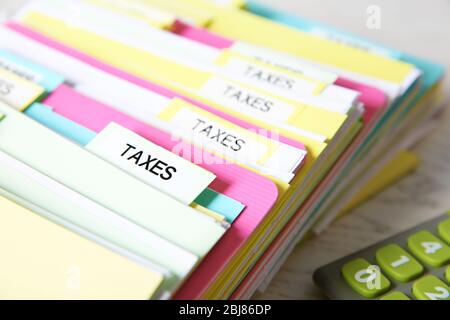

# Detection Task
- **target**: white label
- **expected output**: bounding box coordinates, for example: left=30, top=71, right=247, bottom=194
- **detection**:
left=217, top=57, right=319, bottom=98
left=88, top=0, right=175, bottom=27
left=231, top=42, right=338, bottom=84
left=168, top=108, right=271, bottom=165
left=0, top=69, right=44, bottom=111
left=218, top=55, right=357, bottom=113
left=309, top=27, right=394, bottom=58
left=86, top=123, right=216, bottom=205
left=199, top=76, right=297, bottom=123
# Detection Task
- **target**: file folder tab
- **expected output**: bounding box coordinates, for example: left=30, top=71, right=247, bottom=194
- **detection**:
left=198, top=76, right=333, bottom=143
left=25, top=103, right=97, bottom=146
left=230, top=41, right=339, bottom=84
left=158, top=98, right=306, bottom=181
left=135, top=0, right=215, bottom=27
left=215, top=51, right=325, bottom=97
left=210, top=0, right=246, bottom=8
left=199, top=76, right=298, bottom=123
left=0, top=68, right=45, bottom=111
left=87, top=0, right=177, bottom=29
left=86, top=122, right=217, bottom=205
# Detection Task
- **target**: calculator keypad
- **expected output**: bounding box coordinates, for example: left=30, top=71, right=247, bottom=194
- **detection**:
left=314, top=213, right=450, bottom=300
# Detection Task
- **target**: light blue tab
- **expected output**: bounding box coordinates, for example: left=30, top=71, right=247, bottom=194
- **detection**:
left=0, top=50, right=65, bottom=92
left=24, top=103, right=244, bottom=221
left=25, top=103, right=97, bottom=146
left=195, top=188, right=245, bottom=223
left=402, top=54, right=444, bottom=88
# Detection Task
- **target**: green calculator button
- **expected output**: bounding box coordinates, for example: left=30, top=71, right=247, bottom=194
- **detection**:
left=376, top=244, right=424, bottom=282
left=412, top=275, right=450, bottom=300
left=407, top=231, right=450, bottom=267
left=438, top=219, right=450, bottom=245
left=342, top=258, right=390, bottom=298
left=380, top=291, right=410, bottom=300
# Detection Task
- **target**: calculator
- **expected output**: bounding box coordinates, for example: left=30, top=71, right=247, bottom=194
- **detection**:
left=313, top=212, right=450, bottom=300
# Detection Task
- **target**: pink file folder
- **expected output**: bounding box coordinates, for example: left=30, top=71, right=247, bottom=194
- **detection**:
left=172, top=20, right=388, bottom=123
left=42, top=84, right=279, bottom=299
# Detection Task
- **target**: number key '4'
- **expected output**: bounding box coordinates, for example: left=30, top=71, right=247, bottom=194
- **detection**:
left=407, top=231, right=450, bottom=267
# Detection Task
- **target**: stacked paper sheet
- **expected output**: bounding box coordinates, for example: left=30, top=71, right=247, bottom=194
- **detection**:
left=0, top=0, right=445, bottom=299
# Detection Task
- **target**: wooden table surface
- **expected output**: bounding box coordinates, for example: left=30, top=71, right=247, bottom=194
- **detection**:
left=1, top=0, right=449, bottom=300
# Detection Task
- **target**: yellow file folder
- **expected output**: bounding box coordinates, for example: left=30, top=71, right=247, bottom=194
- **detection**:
left=0, top=196, right=165, bottom=300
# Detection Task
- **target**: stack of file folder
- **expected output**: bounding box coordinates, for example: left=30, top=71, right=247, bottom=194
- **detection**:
left=0, top=0, right=446, bottom=299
